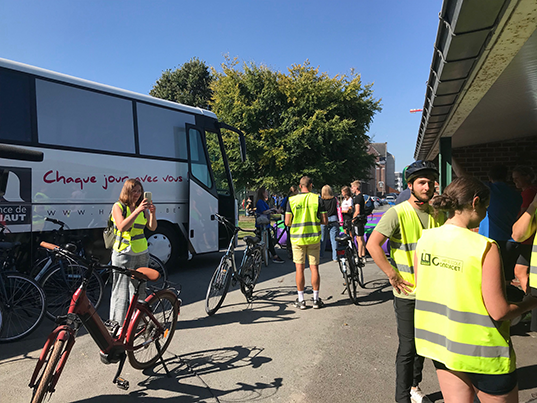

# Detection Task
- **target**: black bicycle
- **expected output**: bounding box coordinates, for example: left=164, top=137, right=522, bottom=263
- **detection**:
left=0, top=226, right=47, bottom=342
left=205, top=214, right=264, bottom=316
left=335, top=222, right=365, bottom=304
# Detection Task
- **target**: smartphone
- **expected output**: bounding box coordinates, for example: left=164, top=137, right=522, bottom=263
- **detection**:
left=144, top=191, right=152, bottom=203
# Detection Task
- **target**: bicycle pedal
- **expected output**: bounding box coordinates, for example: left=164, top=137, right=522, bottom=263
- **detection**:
left=114, top=377, right=129, bottom=390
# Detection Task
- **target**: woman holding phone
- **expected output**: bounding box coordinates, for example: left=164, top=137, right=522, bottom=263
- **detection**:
left=110, top=178, right=157, bottom=325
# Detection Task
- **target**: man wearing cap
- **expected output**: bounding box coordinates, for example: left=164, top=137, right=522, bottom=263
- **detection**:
left=367, top=161, right=444, bottom=403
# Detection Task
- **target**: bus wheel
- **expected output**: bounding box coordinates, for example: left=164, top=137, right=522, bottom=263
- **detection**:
left=146, top=222, right=179, bottom=268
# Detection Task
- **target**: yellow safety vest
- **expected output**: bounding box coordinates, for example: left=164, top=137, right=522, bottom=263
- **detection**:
left=288, top=192, right=322, bottom=245
left=390, top=201, right=443, bottom=296
left=529, top=211, right=537, bottom=294
left=415, top=224, right=515, bottom=374
left=112, top=203, right=148, bottom=253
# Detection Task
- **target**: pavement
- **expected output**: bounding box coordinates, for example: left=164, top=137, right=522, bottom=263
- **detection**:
left=2, top=236, right=537, bottom=402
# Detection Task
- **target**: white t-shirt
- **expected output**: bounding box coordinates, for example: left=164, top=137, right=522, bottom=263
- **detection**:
left=341, top=197, right=353, bottom=213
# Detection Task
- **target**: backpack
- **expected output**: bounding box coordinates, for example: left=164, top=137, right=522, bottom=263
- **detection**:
left=103, top=202, right=126, bottom=249
left=363, top=196, right=375, bottom=216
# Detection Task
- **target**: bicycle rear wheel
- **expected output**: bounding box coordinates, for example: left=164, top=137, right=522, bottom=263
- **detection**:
left=205, top=258, right=232, bottom=316
left=240, top=248, right=262, bottom=300
left=31, top=336, right=67, bottom=403
left=0, top=272, right=46, bottom=342
left=41, top=263, right=104, bottom=320
left=148, top=254, right=168, bottom=290
left=344, top=253, right=359, bottom=304
left=127, top=289, right=179, bottom=369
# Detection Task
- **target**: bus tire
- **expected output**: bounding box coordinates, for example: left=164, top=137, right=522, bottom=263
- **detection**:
left=146, top=222, right=180, bottom=269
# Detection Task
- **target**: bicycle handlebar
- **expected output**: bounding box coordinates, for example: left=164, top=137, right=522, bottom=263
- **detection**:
left=214, top=213, right=256, bottom=234
left=39, top=242, right=159, bottom=282
left=44, top=217, right=67, bottom=228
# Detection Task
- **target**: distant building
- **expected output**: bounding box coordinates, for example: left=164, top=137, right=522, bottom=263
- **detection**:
left=395, top=172, right=403, bottom=192
left=362, top=142, right=397, bottom=196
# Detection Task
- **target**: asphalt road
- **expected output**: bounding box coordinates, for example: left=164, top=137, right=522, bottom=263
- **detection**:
left=3, top=230, right=537, bottom=402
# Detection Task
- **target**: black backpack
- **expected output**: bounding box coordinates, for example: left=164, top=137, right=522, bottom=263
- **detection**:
left=103, top=202, right=126, bottom=249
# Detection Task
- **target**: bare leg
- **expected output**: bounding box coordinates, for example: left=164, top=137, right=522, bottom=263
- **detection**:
left=356, top=235, right=365, bottom=258
left=476, top=385, right=518, bottom=403
left=436, top=369, right=475, bottom=403
left=295, top=263, right=306, bottom=291
left=310, top=264, right=320, bottom=291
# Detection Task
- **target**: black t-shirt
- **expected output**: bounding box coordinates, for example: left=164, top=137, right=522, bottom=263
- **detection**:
left=353, top=193, right=365, bottom=216
left=321, top=197, right=338, bottom=217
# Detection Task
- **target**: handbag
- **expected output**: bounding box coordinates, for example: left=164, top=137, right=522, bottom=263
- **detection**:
left=103, top=202, right=126, bottom=249
left=256, top=215, right=270, bottom=225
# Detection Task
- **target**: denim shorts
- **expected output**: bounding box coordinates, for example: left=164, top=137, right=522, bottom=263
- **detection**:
left=432, top=360, right=517, bottom=395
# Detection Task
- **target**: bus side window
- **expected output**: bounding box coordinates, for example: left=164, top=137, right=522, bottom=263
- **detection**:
left=189, top=128, right=213, bottom=189
left=0, top=68, right=33, bottom=142
left=205, top=131, right=231, bottom=196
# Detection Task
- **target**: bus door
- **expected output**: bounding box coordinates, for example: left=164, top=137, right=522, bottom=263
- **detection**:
left=187, top=126, right=218, bottom=254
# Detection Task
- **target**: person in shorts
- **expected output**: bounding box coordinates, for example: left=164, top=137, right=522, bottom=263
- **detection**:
left=285, top=176, right=327, bottom=309
left=351, top=180, right=366, bottom=262
left=415, top=177, right=537, bottom=402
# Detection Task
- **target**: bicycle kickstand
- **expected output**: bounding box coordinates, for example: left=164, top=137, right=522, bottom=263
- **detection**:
left=155, top=340, right=172, bottom=378
left=112, top=353, right=129, bottom=390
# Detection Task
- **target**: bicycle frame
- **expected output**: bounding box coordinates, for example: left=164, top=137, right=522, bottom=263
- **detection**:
left=29, top=266, right=174, bottom=393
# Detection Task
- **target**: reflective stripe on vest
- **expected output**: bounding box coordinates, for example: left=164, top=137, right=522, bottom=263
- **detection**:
left=389, top=201, right=443, bottom=295
left=415, top=225, right=515, bottom=374
left=288, top=193, right=321, bottom=245
left=529, top=242, right=537, bottom=293
left=112, top=203, right=148, bottom=253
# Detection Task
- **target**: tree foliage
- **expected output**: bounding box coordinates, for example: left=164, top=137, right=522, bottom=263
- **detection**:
left=211, top=58, right=382, bottom=193
left=150, top=57, right=213, bottom=109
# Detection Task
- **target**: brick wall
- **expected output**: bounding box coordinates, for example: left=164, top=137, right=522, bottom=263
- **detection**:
left=452, top=135, right=537, bottom=181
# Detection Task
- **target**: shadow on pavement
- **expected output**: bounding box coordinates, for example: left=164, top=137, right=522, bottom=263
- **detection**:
left=179, top=286, right=299, bottom=330
left=71, top=345, right=281, bottom=402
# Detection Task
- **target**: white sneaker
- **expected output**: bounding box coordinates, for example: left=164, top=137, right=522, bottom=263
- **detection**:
left=410, top=386, right=432, bottom=403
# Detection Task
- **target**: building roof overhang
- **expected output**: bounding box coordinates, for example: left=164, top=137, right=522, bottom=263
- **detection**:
left=415, top=0, right=537, bottom=160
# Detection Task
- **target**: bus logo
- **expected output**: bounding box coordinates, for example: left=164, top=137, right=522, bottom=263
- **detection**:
left=0, top=167, right=32, bottom=225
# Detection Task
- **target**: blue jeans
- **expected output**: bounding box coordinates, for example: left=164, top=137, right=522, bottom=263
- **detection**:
left=320, top=222, right=339, bottom=260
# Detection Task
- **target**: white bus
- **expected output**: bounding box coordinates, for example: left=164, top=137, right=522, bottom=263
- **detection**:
left=0, top=58, right=246, bottom=266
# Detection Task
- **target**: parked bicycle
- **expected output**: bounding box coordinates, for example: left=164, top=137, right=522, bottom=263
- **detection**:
left=0, top=227, right=47, bottom=342
left=31, top=218, right=104, bottom=320
left=29, top=242, right=180, bottom=403
left=205, top=214, right=264, bottom=316
left=32, top=218, right=167, bottom=320
left=335, top=222, right=365, bottom=304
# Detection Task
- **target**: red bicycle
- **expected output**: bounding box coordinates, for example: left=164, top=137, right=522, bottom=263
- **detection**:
left=29, top=242, right=181, bottom=403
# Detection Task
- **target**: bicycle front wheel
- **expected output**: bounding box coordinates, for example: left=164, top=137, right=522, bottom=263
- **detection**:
left=127, top=289, right=179, bottom=369
left=0, top=272, right=46, bottom=342
left=41, top=263, right=104, bottom=320
left=205, top=258, right=232, bottom=316
left=148, top=254, right=168, bottom=290
left=31, top=336, right=67, bottom=403
left=261, top=230, right=269, bottom=267
left=355, top=260, right=365, bottom=288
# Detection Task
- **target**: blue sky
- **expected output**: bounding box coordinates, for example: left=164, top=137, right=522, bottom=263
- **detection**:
left=1, top=0, right=442, bottom=171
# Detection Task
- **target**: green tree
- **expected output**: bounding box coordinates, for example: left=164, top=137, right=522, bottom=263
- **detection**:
left=211, top=58, right=381, bottom=193
left=150, top=57, right=213, bottom=109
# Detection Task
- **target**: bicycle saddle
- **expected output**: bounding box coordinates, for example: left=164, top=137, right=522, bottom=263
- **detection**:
left=335, top=234, right=352, bottom=242
left=131, top=267, right=160, bottom=282
left=0, top=241, right=20, bottom=250
left=243, top=236, right=260, bottom=245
